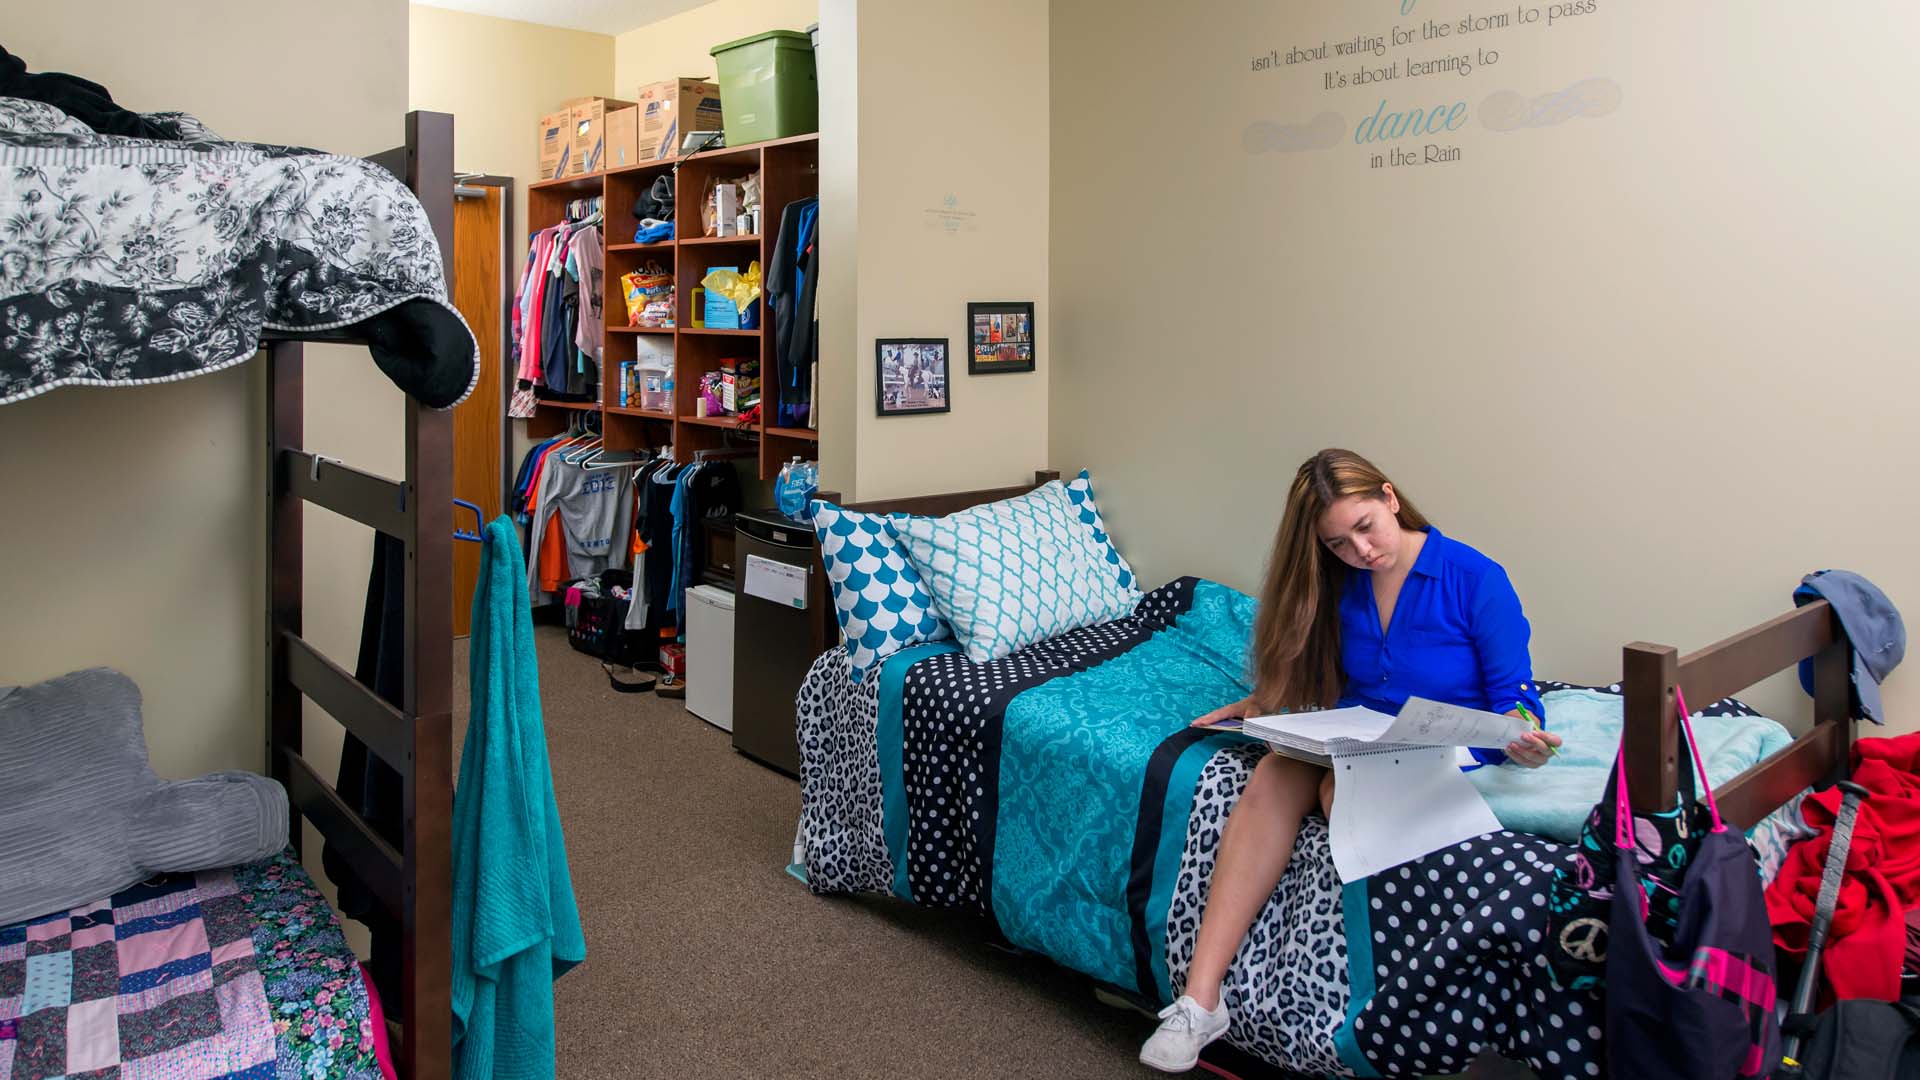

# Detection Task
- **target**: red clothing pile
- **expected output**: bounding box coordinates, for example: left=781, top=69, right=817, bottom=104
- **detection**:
left=1766, top=730, right=1920, bottom=1001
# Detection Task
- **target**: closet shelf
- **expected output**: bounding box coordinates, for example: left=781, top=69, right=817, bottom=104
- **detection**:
left=605, top=158, right=678, bottom=178
left=679, top=415, right=758, bottom=432
left=524, top=127, right=817, bottom=479
left=530, top=172, right=604, bottom=192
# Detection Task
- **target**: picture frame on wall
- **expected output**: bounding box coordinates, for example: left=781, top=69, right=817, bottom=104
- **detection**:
left=967, top=301, right=1036, bottom=374
left=876, top=338, right=952, bottom=416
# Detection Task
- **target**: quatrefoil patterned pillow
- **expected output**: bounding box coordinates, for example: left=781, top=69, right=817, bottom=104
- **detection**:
left=810, top=501, right=953, bottom=682
left=889, top=480, right=1144, bottom=663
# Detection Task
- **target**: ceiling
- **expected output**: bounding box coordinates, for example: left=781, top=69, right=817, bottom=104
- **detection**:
left=415, top=0, right=713, bottom=36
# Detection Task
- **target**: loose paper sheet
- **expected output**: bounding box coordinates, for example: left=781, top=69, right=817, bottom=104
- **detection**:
left=1328, top=745, right=1503, bottom=882
left=1384, top=697, right=1528, bottom=749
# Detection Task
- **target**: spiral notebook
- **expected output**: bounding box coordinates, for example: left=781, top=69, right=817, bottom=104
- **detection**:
left=1238, top=697, right=1528, bottom=767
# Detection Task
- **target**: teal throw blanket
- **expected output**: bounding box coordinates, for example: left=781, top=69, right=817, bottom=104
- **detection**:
left=452, top=516, right=585, bottom=1079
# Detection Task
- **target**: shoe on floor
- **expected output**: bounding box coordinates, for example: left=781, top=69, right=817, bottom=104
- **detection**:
left=1139, top=994, right=1230, bottom=1073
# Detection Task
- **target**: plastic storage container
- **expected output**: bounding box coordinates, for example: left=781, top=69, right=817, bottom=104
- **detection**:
left=637, top=365, right=671, bottom=411
left=709, top=29, right=818, bottom=145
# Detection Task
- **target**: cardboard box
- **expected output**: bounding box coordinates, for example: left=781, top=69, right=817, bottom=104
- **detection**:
left=537, top=108, right=573, bottom=179
left=635, top=78, right=724, bottom=161
left=568, top=97, right=635, bottom=175
left=604, top=105, right=640, bottom=169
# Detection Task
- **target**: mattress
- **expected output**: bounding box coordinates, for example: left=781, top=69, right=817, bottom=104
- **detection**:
left=0, top=849, right=385, bottom=1080
left=796, top=577, right=1789, bottom=1078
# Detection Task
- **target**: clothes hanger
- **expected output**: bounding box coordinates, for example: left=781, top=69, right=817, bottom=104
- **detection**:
left=584, top=450, right=649, bottom=471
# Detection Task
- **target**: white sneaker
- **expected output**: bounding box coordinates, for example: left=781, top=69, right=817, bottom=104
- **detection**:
left=1138, top=994, right=1231, bottom=1073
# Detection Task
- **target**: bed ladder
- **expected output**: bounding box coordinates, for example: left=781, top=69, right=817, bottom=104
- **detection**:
left=265, top=111, right=454, bottom=1080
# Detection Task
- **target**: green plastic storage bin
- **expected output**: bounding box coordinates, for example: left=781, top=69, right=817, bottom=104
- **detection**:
left=710, top=29, right=818, bottom=146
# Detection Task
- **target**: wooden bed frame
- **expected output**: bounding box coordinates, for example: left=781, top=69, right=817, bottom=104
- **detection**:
left=1625, top=599, right=1853, bottom=827
left=265, top=110, right=454, bottom=1080
left=816, top=469, right=1062, bottom=517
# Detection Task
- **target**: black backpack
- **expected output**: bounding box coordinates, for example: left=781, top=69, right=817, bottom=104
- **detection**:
left=1790, top=999, right=1920, bottom=1080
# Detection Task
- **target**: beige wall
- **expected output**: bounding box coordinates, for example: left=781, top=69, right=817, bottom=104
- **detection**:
left=613, top=0, right=816, bottom=94
left=1, top=1, right=410, bottom=789
left=409, top=4, right=614, bottom=274
left=814, top=0, right=858, bottom=491
left=815, top=0, right=1049, bottom=501
left=1050, top=0, right=1917, bottom=731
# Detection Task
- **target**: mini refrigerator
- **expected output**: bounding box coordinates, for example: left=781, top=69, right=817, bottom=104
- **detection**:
left=685, top=584, right=736, bottom=731
left=730, top=509, right=836, bottom=776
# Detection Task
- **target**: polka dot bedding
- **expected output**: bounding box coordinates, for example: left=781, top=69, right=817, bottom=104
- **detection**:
left=795, top=577, right=1606, bottom=1079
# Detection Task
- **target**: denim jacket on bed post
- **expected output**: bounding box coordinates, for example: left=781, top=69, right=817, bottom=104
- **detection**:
left=1334, top=526, right=1546, bottom=767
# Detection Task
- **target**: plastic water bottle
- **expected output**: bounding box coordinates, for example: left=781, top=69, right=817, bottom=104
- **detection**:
left=777, top=457, right=815, bottom=519
left=776, top=457, right=802, bottom=518
left=794, top=459, right=819, bottom=520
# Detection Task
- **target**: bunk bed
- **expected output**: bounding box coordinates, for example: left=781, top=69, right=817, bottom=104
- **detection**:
left=1, top=97, right=471, bottom=1080
left=794, top=474, right=1860, bottom=1079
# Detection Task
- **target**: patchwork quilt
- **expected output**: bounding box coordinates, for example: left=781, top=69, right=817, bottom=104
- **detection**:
left=0, top=849, right=382, bottom=1080
left=0, top=97, right=477, bottom=409
left=797, top=577, right=1606, bottom=1078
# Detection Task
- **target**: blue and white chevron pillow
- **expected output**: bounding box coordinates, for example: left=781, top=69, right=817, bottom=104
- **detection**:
left=890, top=481, right=1143, bottom=663
left=1064, top=469, right=1136, bottom=593
left=810, top=501, right=951, bottom=682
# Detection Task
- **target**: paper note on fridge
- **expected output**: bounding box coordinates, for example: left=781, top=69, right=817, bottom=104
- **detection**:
left=743, top=555, right=808, bottom=609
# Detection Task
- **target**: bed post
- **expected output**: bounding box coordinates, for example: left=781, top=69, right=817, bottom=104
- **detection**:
left=267, top=341, right=305, bottom=853
left=1623, top=641, right=1679, bottom=815
left=1810, top=636, right=1853, bottom=787
left=400, top=109, right=455, bottom=1080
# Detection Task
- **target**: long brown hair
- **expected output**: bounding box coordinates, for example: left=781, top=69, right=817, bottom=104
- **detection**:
left=1249, top=449, right=1430, bottom=712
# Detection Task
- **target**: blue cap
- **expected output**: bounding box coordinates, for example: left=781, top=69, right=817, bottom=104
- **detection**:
left=1795, top=569, right=1904, bottom=724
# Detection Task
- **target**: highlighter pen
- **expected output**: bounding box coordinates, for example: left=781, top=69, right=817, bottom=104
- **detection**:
left=1514, top=700, right=1560, bottom=757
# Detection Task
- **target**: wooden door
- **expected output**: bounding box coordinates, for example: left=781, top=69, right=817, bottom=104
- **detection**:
left=450, top=184, right=504, bottom=636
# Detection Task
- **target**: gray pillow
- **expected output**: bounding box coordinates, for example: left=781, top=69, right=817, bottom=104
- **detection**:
left=0, top=668, right=288, bottom=925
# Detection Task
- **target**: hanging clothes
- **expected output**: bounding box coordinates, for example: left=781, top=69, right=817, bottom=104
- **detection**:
left=639, top=461, right=683, bottom=632
left=513, top=208, right=604, bottom=401
left=660, top=460, right=744, bottom=630
left=571, top=223, right=605, bottom=364
left=623, top=458, right=671, bottom=633
left=323, top=534, right=407, bottom=1006
left=524, top=453, right=634, bottom=603
left=767, top=197, right=819, bottom=428
left=452, top=516, right=584, bottom=1080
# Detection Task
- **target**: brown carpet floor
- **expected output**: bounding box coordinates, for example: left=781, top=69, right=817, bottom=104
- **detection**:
left=453, top=626, right=1531, bottom=1079
left=453, top=625, right=1167, bottom=1079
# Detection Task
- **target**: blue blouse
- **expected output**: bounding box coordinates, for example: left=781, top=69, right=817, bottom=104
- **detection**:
left=1335, top=527, right=1545, bottom=766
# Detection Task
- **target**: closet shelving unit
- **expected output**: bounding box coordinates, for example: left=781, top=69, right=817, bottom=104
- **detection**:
left=525, top=131, right=819, bottom=480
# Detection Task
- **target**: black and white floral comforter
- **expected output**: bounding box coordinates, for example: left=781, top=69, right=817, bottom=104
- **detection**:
left=0, top=97, right=477, bottom=408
